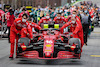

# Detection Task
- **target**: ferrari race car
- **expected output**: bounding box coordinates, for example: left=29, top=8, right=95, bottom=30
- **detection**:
left=17, top=22, right=81, bottom=59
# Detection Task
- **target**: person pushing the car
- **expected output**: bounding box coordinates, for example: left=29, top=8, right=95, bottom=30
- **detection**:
left=60, top=17, right=84, bottom=49
left=28, top=18, right=41, bottom=33
left=9, top=13, right=33, bottom=58
left=21, top=18, right=41, bottom=38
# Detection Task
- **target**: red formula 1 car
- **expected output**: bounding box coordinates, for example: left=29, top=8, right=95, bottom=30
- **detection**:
left=17, top=22, right=81, bottom=60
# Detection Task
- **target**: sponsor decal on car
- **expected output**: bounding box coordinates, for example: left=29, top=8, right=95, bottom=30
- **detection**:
left=46, top=44, right=52, bottom=47
left=46, top=40, right=53, bottom=43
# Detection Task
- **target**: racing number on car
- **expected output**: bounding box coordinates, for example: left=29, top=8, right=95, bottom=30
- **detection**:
left=46, top=40, right=53, bottom=43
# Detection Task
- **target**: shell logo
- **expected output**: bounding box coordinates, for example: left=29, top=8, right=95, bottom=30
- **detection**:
left=46, top=44, right=52, bottom=47
left=22, top=46, right=26, bottom=48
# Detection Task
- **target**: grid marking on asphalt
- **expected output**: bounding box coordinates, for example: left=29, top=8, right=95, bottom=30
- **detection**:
left=90, top=55, right=100, bottom=57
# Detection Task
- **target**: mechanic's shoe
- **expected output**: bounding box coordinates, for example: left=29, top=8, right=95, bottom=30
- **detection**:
left=9, top=55, right=13, bottom=58
left=16, top=56, right=18, bottom=58
left=84, top=43, right=87, bottom=46
left=86, top=43, right=87, bottom=46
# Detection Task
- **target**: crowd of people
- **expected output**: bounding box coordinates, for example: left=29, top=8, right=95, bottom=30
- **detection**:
left=0, top=1, right=99, bottom=58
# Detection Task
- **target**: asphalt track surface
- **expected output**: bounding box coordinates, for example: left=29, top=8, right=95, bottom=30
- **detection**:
left=0, top=27, right=100, bottom=67
left=0, top=0, right=100, bottom=66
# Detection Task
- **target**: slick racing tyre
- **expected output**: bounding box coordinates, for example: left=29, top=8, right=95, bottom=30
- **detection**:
left=18, top=37, right=30, bottom=46
left=69, top=38, right=81, bottom=54
left=17, top=37, right=30, bottom=53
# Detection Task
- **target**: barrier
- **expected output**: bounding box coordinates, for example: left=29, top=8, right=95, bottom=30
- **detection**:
left=0, top=13, right=8, bottom=39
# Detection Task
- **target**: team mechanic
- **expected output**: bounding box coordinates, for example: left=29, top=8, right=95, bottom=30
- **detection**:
left=9, top=14, right=33, bottom=58
left=21, top=18, right=41, bottom=38
left=60, top=17, right=84, bottom=50
left=38, top=13, right=52, bottom=26
left=53, top=13, right=67, bottom=23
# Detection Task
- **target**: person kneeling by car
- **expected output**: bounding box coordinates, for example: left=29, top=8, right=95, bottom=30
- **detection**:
left=60, top=17, right=84, bottom=50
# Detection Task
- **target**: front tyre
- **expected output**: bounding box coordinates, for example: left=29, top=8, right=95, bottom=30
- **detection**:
left=69, top=38, right=81, bottom=54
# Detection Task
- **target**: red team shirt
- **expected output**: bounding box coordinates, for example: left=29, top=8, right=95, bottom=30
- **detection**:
left=53, top=16, right=66, bottom=23
left=0, top=10, right=5, bottom=21
left=6, top=12, right=15, bottom=27
left=38, top=17, right=52, bottom=26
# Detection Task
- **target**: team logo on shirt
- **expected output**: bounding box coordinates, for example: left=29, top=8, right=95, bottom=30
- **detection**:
left=43, top=20, right=46, bottom=23
left=22, top=24, right=27, bottom=27
left=17, top=23, right=22, bottom=27
left=56, top=20, right=59, bottom=23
